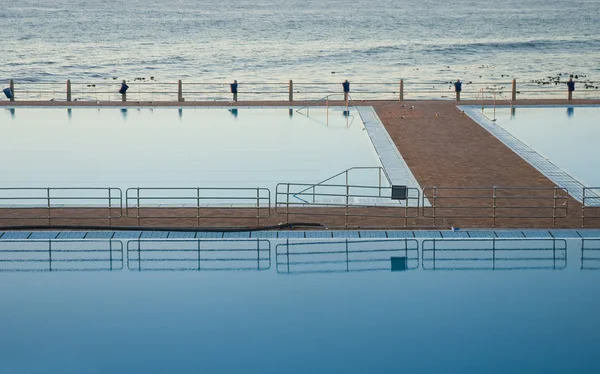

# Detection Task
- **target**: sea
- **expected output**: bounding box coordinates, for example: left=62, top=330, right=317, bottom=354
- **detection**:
left=1, top=0, right=600, bottom=90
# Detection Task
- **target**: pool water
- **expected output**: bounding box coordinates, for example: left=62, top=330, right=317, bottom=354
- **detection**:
left=0, top=235, right=599, bottom=373
left=0, top=106, right=383, bottom=192
left=481, top=105, right=600, bottom=187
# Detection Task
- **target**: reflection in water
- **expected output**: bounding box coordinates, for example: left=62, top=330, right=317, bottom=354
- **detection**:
left=178, top=107, right=183, bottom=120
left=67, top=107, right=72, bottom=120
left=127, top=239, right=270, bottom=271
left=276, top=239, right=419, bottom=274
left=510, top=106, right=516, bottom=119
left=0, top=240, right=123, bottom=272
left=581, top=238, right=600, bottom=270
left=422, top=238, right=567, bottom=270
left=228, top=108, right=238, bottom=118
left=288, top=108, right=293, bottom=118
left=7, top=107, right=15, bottom=119
left=567, top=107, right=574, bottom=118
left=120, top=108, right=128, bottom=119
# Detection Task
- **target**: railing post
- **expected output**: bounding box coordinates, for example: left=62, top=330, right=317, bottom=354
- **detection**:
left=511, top=79, right=517, bottom=102
left=178, top=80, right=183, bottom=102
left=582, top=188, right=586, bottom=228
left=9, top=79, right=14, bottom=102
left=256, top=188, right=260, bottom=227
left=289, top=80, right=293, bottom=102
left=66, top=79, right=72, bottom=102
left=108, top=187, right=112, bottom=227
left=47, top=187, right=51, bottom=226
left=492, top=186, right=497, bottom=228
left=121, top=80, right=127, bottom=102
left=399, top=79, right=404, bottom=101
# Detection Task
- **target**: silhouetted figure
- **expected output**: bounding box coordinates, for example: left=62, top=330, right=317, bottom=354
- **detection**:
left=454, top=79, right=462, bottom=101
left=567, top=75, right=575, bottom=100
left=230, top=80, right=238, bottom=102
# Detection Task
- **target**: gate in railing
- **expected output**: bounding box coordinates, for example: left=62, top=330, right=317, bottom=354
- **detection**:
left=422, top=238, right=567, bottom=271
left=127, top=239, right=271, bottom=271
left=582, top=187, right=600, bottom=227
left=0, top=239, right=123, bottom=271
left=276, top=238, right=419, bottom=274
left=275, top=183, right=420, bottom=228
left=581, top=238, right=600, bottom=270
left=422, top=186, right=569, bottom=227
left=125, top=187, right=270, bottom=226
left=0, top=187, right=122, bottom=226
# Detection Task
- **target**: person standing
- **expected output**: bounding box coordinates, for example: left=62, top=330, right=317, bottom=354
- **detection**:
left=454, top=79, right=462, bottom=101
left=230, top=80, right=238, bottom=102
left=567, top=75, right=575, bottom=101
left=342, top=79, right=350, bottom=103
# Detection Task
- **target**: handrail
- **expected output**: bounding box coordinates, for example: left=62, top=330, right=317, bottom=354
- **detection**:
left=295, top=93, right=354, bottom=113
left=0, top=187, right=122, bottom=226
left=292, top=166, right=392, bottom=199
left=125, top=187, right=271, bottom=227
left=422, top=186, right=569, bottom=227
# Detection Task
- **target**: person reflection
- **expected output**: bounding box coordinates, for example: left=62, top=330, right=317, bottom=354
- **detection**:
left=567, top=107, right=574, bottom=118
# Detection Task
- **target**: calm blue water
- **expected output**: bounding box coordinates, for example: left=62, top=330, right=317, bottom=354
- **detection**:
left=489, top=106, right=600, bottom=187
left=0, top=107, right=383, bottom=198
left=0, top=236, right=599, bottom=373
left=1, top=0, right=599, bottom=86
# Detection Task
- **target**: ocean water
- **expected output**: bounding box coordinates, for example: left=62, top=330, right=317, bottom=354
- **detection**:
left=1, top=0, right=600, bottom=88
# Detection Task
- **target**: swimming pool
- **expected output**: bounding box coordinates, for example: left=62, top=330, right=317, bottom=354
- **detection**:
left=0, top=232, right=599, bottom=373
left=1, top=106, right=422, bottom=206
left=463, top=105, right=600, bottom=202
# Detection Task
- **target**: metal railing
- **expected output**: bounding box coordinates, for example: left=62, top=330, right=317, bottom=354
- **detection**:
left=0, top=187, right=122, bottom=226
left=581, top=238, right=600, bottom=270
left=0, top=184, right=595, bottom=229
left=276, top=238, right=419, bottom=274
left=4, top=79, right=599, bottom=103
left=422, top=186, right=569, bottom=227
left=0, top=239, right=123, bottom=272
left=125, top=187, right=271, bottom=226
left=276, top=182, right=420, bottom=228
left=422, top=238, right=567, bottom=271
left=582, top=187, right=600, bottom=227
left=127, top=239, right=271, bottom=271
left=292, top=166, right=392, bottom=200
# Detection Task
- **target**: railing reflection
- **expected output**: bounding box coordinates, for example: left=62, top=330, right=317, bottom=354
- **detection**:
left=422, top=238, right=567, bottom=271
left=0, top=239, right=123, bottom=272
left=581, top=238, right=600, bottom=270
left=276, top=239, right=419, bottom=274
left=127, top=239, right=271, bottom=271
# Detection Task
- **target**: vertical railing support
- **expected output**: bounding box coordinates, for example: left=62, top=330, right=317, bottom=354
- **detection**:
left=399, top=79, right=404, bottom=101
left=511, top=79, right=517, bottom=102
left=66, top=79, right=72, bottom=102
left=492, top=186, right=497, bottom=228
left=47, top=187, right=51, bottom=226
left=9, top=79, right=14, bottom=102
left=289, top=80, right=293, bottom=102
left=178, top=80, right=183, bottom=102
